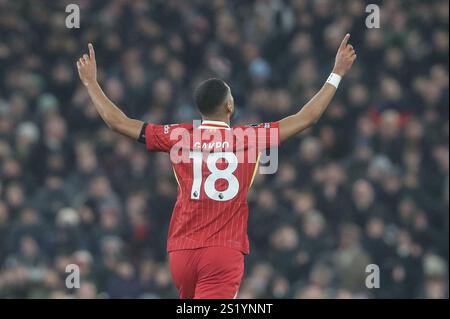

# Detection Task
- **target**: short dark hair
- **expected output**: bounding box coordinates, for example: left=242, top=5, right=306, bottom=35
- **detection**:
left=193, top=78, right=229, bottom=115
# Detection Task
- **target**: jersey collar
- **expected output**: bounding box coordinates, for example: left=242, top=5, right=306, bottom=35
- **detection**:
left=198, top=120, right=231, bottom=130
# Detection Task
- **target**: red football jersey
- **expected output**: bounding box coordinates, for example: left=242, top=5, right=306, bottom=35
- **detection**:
left=145, top=120, right=279, bottom=254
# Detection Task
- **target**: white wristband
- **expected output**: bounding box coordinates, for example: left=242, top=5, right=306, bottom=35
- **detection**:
left=326, top=73, right=342, bottom=89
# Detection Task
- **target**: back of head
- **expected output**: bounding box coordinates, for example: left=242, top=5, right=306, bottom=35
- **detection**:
left=193, top=78, right=229, bottom=116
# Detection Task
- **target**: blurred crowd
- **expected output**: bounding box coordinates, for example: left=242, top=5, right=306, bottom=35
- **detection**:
left=0, top=0, right=448, bottom=298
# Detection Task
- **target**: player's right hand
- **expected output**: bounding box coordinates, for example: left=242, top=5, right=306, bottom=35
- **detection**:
left=332, top=33, right=357, bottom=77
left=77, top=43, right=97, bottom=87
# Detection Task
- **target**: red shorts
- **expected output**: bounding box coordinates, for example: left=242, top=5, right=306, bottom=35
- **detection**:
left=169, top=246, right=245, bottom=299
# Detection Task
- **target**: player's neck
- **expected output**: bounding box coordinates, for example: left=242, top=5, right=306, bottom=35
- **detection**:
left=202, top=116, right=230, bottom=126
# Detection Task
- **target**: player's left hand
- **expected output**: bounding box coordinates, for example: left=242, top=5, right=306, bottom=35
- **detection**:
left=77, top=43, right=97, bottom=87
left=332, top=33, right=357, bottom=77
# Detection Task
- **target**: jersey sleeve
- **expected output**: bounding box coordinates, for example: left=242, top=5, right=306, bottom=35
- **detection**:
left=253, top=122, right=280, bottom=151
left=144, top=123, right=175, bottom=153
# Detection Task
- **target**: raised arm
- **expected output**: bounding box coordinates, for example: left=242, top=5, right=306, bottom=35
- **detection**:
left=76, top=43, right=143, bottom=140
left=278, top=34, right=357, bottom=142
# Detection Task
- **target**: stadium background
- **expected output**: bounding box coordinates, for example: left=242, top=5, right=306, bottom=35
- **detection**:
left=0, top=0, right=448, bottom=298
